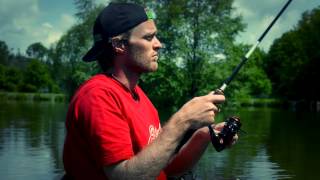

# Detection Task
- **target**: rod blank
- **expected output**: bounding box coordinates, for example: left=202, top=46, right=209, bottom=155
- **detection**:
left=218, top=0, right=293, bottom=91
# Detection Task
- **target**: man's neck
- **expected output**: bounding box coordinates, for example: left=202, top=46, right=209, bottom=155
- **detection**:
left=110, top=67, right=140, bottom=92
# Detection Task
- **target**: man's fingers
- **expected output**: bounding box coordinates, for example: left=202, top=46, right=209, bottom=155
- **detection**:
left=210, top=104, right=219, bottom=113
left=227, top=134, right=239, bottom=148
left=205, top=93, right=225, bottom=104
left=213, top=122, right=225, bottom=131
left=233, top=134, right=239, bottom=144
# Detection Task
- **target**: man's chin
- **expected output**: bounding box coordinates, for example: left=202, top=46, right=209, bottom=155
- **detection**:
left=142, top=62, right=158, bottom=73
left=144, top=68, right=158, bottom=73
left=149, top=63, right=158, bottom=72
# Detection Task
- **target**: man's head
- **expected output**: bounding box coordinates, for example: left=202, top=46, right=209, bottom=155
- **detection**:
left=83, top=2, right=162, bottom=73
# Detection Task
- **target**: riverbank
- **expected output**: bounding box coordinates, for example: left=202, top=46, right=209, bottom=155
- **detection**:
left=234, top=98, right=320, bottom=112
left=1, top=92, right=319, bottom=111
left=0, top=92, right=66, bottom=103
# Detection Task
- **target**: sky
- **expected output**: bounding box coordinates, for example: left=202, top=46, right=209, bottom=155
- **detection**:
left=0, top=0, right=319, bottom=54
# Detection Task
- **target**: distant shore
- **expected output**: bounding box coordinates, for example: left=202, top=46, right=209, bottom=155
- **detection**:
left=0, top=92, right=66, bottom=103
left=1, top=92, right=319, bottom=111
left=231, top=98, right=320, bottom=112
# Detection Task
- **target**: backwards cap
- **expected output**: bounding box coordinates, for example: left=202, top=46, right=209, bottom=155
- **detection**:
left=83, top=2, right=155, bottom=62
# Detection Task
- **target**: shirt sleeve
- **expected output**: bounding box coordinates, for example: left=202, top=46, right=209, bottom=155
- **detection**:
left=78, top=87, right=133, bottom=166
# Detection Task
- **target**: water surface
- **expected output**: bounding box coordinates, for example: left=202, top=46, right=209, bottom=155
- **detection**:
left=0, top=102, right=319, bottom=179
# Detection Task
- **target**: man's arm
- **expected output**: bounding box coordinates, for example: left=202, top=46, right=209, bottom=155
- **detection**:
left=164, top=127, right=210, bottom=177
left=164, top=123, right=227, bottom=177
left=103, top=93, right=225, bottom=179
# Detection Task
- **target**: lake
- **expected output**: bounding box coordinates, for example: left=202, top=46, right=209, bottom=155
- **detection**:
left=0, top=101, right=319, bottom=179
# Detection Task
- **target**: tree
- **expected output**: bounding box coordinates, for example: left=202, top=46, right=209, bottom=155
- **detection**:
left=74, top=0, right=96, bottom=20
left=26, top=42, right=49, bottom=62
left=53, top=4, right=103, bottom=95
left=0, top=64, right=23, bottom=92
left=0, top=40, right=10, bottom=65
left=20, top=59, right=57, bottom=92
left=265, top=6, right=320, bottom=100
left=140, top=59, right=186, bottom=112
left=154, top=0, right=245, bottom=100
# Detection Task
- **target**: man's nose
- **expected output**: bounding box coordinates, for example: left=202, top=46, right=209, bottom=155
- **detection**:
left=153, top=36, right=162, bottom=50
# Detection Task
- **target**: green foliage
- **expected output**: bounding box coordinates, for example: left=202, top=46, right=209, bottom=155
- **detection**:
left=52, top=4, right=103, bottom=95
left=0, top=40, right=10, bottom=65
left=231, top=45, right=272, bottom=98
left=265, top=6, right=320, bottom=100
left=154, top=0, right=245, bottom=100
left=19, top=59, right=59, bottom=93
left=0, top=64, right=23, bottom=91
left=140, top=59, right=186, bottom=112
left=26, top=42, right=48, bottom=62
left=0, top=65, right=5, bottom=88
left=199, top=44, right=271, bottom=102
left=74, top=0, right=95, bottom=20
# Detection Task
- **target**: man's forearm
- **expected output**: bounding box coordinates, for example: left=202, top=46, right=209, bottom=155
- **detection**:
left=104, top=114, right=190, bottom=179
left=165, top=127, right=210, bottom=176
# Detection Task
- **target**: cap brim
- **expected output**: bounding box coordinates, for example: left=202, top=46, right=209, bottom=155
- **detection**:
left=82, top=42, right=104, bottom=62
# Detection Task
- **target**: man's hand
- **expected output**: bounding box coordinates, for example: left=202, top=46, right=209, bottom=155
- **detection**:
left=174, top=92, right=225, bottom=130
left=213, top=122, right=238, bottom=147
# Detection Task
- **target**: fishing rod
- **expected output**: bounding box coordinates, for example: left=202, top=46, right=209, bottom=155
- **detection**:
left=208, top=0, right=293, bottom=151
left=176, top=0, right=293, bottom=152
left=216, top=0, right=293, bottom=93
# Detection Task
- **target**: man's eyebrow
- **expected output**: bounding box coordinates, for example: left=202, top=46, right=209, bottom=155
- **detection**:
left=143, top=31, right=157, bottom=37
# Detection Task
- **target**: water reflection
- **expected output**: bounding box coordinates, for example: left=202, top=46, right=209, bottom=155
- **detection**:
left=0, top=102, right=67, bottom=179
left=267, top=110, right=320, bottom=180
left=0, top=103, right=319, bottom=179
left=195, top=108, right=320, bottom=180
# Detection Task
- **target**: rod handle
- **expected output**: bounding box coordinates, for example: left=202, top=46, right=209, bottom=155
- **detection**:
left=175, top=89, right=224, bottom=153
left=213, top=89, right=224, bottom=95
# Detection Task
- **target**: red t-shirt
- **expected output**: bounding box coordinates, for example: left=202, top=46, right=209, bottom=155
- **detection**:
left=63, top=74, right=166, bottom=180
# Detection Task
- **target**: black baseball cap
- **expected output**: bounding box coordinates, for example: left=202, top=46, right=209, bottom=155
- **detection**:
left=82, top=2, right=155, bottom=62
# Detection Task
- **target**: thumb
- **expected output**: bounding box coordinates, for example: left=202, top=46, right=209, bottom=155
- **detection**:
left=214, top=122, right=225, bottom=131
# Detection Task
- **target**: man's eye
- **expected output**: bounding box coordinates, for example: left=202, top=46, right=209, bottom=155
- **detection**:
left=144, top=35, right=154, bottom=41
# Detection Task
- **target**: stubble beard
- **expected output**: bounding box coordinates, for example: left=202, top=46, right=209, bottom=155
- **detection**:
left=127, top=46, right=158, bottom=73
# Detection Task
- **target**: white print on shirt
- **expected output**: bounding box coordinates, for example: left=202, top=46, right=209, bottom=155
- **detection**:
left=148, top=123, right=161, bottom=144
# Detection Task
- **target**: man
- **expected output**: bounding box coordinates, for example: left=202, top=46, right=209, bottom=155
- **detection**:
left=63, top=2, right=235, bottom=180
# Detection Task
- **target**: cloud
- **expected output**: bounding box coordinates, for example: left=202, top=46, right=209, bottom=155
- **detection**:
left=45, top=31, right=63, bottom=46
left=42, top=22, right=53, bottom=29
left=1, top=0, right=319, bottom=54
left=60, top=14, right=76, bottom=29
left=234, top=0, right=320, bottom=51
left=0, top=0, right=76, bottom=53
left=41, top=14, right=76, bottom=47
left=233, top=1, right=289, bottom=50
left=0, top=0, right=39, bottom=51
left=95, top=0, right=110, bottom=6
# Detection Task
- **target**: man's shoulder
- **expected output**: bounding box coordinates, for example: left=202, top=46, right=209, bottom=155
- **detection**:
left=73, top=73, right=122, bottom=100
left=82, top=73, right=119, bottom=90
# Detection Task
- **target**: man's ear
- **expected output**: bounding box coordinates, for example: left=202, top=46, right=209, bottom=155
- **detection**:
left=111, top=38, right=127, bottom=54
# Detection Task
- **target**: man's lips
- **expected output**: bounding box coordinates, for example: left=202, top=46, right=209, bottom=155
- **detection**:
left=152, top=54, right=159, bottom=61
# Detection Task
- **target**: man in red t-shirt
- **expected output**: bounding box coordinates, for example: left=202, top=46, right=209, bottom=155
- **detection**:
left=63, top=2, right=236, bottom=180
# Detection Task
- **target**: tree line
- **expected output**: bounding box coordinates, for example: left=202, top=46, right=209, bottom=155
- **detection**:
left=0, top=0, right=319, bottom=111
left=0, top=42, right=59, bottom=93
